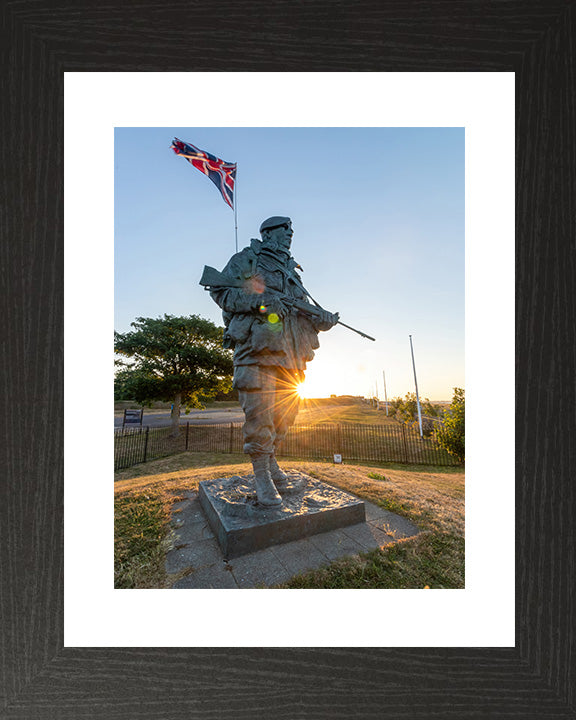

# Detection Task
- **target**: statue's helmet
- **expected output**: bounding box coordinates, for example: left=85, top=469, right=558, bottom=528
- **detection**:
left=259, top=216, right=292, bottom=234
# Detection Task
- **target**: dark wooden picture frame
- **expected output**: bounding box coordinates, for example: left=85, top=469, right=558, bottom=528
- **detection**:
left=2, top=2, right=574, bottom=717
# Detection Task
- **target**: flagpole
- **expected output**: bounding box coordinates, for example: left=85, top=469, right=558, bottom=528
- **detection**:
left=409, top=335, right=423, bottom=439
left=233, top=166, right=238, bottom=253
left=383, top=370, right=388, bottom=416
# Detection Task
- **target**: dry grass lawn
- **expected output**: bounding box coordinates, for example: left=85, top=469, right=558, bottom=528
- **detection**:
left=115, top=452, right=464, bottom=589
left=296, top=400, right=399, bottom=426
left=115, top=452, right=463, bottom=535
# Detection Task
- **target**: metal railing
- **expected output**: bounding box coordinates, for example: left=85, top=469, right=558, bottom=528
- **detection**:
left=115, top=421, right=460, bottom=471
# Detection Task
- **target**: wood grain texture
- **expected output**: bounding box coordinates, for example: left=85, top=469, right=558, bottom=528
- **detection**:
left=1, top=0, right=574, bottom=717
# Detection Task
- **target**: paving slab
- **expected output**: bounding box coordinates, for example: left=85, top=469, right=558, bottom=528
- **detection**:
left=171, top=498, right=193, bottom=513
left=172, top=517, right=215, bottom=545
left=308, top=527, right=365, bottom=561
left=268, top=537, right=331, bottom=576
left=172, top=497, right=206, bottom=524
left=364, top=502, right=392, bottom=523
left=165, top=487, right=421, bottom=589
left=373, top=511, right=420, bottom=539
left=228, top=547, right=294, bottom=588
left=340, top=522, right=396, bottom=550
left=172, top=563, right=239, bottom=589
left=165, top=537, right=222, bottom=574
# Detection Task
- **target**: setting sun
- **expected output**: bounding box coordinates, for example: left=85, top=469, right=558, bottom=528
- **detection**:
left=295, top=361, right=344, bottom=399
left=294, top=355, right=353, bottom=400
left=296, top=382, right=313, bottom=399
left=296, top=376, right=336, bottom=399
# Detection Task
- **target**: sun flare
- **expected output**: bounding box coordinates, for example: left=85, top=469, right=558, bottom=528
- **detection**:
left=296, top=381, right=314, bottom=399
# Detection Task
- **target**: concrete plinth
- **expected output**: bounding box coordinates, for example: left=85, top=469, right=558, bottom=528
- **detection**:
left=198, top=471, right=366, bottom=559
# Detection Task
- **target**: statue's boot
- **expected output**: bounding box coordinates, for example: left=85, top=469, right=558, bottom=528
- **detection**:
left=269, top=455, right=289, bottom=490
left=251, top=455, right=282, bottom=506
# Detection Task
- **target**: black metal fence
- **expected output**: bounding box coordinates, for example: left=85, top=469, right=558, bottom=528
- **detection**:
left=114, top=421, right=460, bottom=471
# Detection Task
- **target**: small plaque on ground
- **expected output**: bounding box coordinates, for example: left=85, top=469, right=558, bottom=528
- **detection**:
left=198, top=471, right=366, bottom=559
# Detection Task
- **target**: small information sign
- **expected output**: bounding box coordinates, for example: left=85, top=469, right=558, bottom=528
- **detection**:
left=333, top=453, right=342, bottom=464
left=123, top=409, right=143, bottom=427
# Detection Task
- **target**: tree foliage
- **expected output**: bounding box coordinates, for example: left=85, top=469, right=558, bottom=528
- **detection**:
left=435, top=387, right=465, bottom=463
left=114, top=315, right=234, bottom=430
left=388, top=392, right=440, bottom=430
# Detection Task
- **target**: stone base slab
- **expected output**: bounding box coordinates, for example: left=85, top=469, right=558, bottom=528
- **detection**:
left=198, top=471, right=366, bottom=559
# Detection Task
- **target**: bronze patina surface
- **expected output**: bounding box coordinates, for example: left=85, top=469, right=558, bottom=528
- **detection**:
left=200, top=217, right=340, bottom=506
left=198, top=471, right=366, bottom=559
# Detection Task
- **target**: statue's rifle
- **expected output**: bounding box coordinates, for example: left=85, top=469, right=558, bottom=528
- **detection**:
left=200, top=265, right=376, bottom=342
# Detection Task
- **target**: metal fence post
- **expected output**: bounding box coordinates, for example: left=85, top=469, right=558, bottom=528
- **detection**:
left=143, top=426, right=150, bottom=464
left=185, top=422, right=189, bottom=451
left=401, top=423, right=409, bottom=464
left=229, top=423, right=234, bottom=453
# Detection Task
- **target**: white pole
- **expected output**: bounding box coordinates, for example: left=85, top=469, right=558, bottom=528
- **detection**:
left=383, top=370, right=388, bottom=416
left=409, top=335, right=423, bottom=438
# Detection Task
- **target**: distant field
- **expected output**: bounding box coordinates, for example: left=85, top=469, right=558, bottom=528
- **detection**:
left=297, top=399, right=399, bottom=426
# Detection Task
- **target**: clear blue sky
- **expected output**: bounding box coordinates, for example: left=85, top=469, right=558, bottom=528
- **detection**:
left=115, top=127, right=464, bottom=401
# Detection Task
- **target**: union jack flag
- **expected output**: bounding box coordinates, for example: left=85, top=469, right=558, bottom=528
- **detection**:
left=171, top=138, right=236, bottom=210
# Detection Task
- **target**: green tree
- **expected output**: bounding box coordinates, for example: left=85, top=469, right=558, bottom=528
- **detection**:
left=435, top=387, right=465, bottom=463
left=391, top=393, right=439, bottom=424
left=114, top=315, right=234, bottom=435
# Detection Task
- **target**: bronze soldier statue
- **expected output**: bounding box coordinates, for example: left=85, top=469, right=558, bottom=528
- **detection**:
left=200, top=216, right=339, bottom=506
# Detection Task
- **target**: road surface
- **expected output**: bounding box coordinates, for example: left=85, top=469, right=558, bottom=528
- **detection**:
left=114, top=408, right=245, bottom=429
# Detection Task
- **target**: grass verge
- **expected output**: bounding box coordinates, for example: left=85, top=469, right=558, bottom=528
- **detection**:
left=277, top=532, right=464, bottom=589
left=114, top=491, right=175, bottom=588
left=273, top=459, right=464, bottom=589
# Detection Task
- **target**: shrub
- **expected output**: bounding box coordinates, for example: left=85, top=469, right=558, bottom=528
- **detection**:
left=435, top=388, right=465, bottom=463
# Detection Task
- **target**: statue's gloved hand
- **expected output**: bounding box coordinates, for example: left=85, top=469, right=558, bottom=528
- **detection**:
left=316, top=310, right=340, bottom=331
left=253, top=292, right=291, bottom=319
